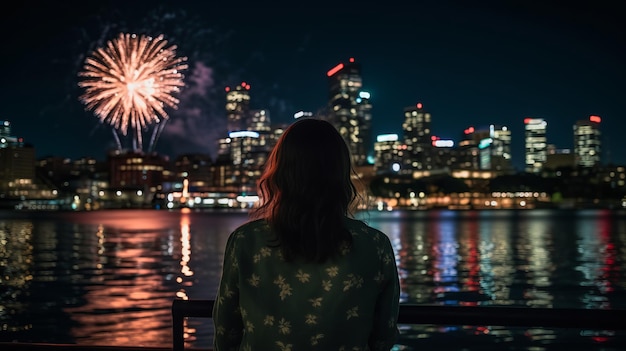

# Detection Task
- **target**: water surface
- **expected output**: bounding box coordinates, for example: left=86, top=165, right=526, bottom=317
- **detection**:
left=0, top=208, right=624, bottom=350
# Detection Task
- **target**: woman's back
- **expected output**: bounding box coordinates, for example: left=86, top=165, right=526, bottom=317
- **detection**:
left=213, top=217, right=399, bottom=350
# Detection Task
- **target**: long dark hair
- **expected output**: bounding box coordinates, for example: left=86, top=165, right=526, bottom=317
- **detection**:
left=251, top=118, right=358, bottom=263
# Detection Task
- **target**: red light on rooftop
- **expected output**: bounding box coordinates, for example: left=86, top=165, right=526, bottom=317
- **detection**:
left=524, top=118, right=532, bottom=124
left=241, top=81, right=246, bottom=87
left=590, top=115, right=601, bottom=123
left=225, top=87, right=230, bottom=92
left=349, top=57, right=355, bottom=63
left=416, top=102, right=423, bottom=109
left=327, top=63, right=344, bottom=77
left=464, top=126, right=475, bottom=134
left=245, top=84, right=250, bottom=90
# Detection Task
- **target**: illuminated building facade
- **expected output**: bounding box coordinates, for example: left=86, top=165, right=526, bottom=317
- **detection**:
left=228, top=131, right=267, bottom=191
left=221, top=83, right=279, bottom=192
left=249, top=109, right=271, bottom=132
left=225, top=82, right=251, bottom=132
left=374, top=134, right=405, bottom=174
left=489, top=125, right=512, bottom=170
left=467, top=124, right=512, bottom=171
left=574, top=115, right=602, bottom=168
left=0, top=120, right=59, bottom=209
left=0, top=120, right=35, bottom=196
left=431, top=137, right=456, bottom=170
left=524, top=117, right=547, bottom=173
left=402, top=103, right=433, bottom=172
left=456, top=126, right=480, bottom=170
left=0, top=144, right=36, bottom=192
left=248, top=109, right=276, bottom=160
left=174, top=154, right=213, bottom=186
left=108, top=151, right=170, bottom=193
left=0, top=120, right=12, bottom=138
left=222, top=106, right=276, bottom=190
left=326, top=58, right=372, bottom=166
left=0, top=120, right=24, bottom=149
left=211, top=150, right=236, bottom=189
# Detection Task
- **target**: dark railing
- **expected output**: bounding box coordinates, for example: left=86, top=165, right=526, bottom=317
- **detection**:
left=172, top=299, right=626, bottom=351
left=1, top=300, right=624, bottom=351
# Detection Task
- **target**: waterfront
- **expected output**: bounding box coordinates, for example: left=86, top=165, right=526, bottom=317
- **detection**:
left=1, top=209, right=625, bottom=350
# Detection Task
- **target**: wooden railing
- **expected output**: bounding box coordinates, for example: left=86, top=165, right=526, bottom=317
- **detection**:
left=172, top=299, right=626, bottom=351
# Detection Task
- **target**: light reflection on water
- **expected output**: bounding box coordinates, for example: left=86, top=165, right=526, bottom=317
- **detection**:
left=0, top=209, right=625, bottom=350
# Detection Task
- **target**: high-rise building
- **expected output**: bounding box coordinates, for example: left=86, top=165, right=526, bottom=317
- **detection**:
left=574, top=115, right=602, bottom=168
left=468, top=124, right=512, bottom=171
left=524, top=117, right=547, bottom=173
left=489, top=124, right=512, bottom=170
left=456, top=126, right=480, bottom=170
left=326, top=58, right=372, bottom=166
left=402, top=102, right=432, bottom=172
left=0, top=120, right=59, bottom=206
left=0, top=120, right=34, bottom=194
left=374, top=134, right=404, bottom=174
left=248, top=109, right=275, bottom=161
left=249, top=109, right=272, bottom=132
left=225, top=82, right=251, bottom=133
left=0, top=120, right=11, bottom=137
left=431, top=137, right=456, bottom=170
left=0, top=120, right=23, bottom=148
left=224, top=108, right=276, bottom=191
left=228, top=131, right=264, bottom=191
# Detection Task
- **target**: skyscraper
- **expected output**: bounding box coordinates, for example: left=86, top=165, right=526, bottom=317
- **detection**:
left=223, top=84, right=275, bottom=192
left=0, top=120, right=11, bottom=138
left=574, top=115, right=602, bottom=168
left=524, top=117, right=547, bottom=173
left=402, top=102, right=432, bottom=172
left=225, top=82, right=251, bottom=133
left=457, top=126, right=480, bottom=170
left=470, top=124, right=512, bottom=171
left=249, top=109, right=272, bottom=132
left=374, top=134, right=404, bottom=174
left=0, top=120, right=23, bottom=148
left=246, top=109, right=274, bottom=180
left=228, top=131, right=261, bottom=190
left=326, top=58, right=372, bottom=166
left=0, top=120, right=33, bottom=191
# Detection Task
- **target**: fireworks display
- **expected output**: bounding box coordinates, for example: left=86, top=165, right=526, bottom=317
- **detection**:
left=78, top=33, right=188, bottom=150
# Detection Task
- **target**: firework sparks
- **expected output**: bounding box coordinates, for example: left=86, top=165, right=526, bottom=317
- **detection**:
left=78, top=33, right=188, bottom=149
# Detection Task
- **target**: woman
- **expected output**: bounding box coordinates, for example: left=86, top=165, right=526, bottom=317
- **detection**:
left=213, top=118, right=400, bottom=350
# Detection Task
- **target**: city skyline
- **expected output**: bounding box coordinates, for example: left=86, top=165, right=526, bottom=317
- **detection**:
left=1, top=1, right=623, bottom=169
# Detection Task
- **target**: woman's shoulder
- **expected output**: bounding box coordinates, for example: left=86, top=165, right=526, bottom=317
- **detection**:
left=232, top=218, right=270, bottom=237
left=344, top=217, right=387, bottom=239
left=226, top=218, right=272, bottom=250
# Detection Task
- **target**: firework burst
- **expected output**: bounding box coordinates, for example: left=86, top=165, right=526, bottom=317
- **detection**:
left=78, top=33, right=188, bottom=151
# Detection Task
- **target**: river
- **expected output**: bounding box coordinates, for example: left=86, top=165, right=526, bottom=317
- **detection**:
left=0, top=208, right=625, bottom=350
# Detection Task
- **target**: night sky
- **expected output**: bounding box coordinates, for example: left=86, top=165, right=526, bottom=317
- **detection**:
left=1, top=0, right=623, bottom=170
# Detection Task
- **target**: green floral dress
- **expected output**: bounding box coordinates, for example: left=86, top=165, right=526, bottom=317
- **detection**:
left=213, top=217, right=400, bottom=351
